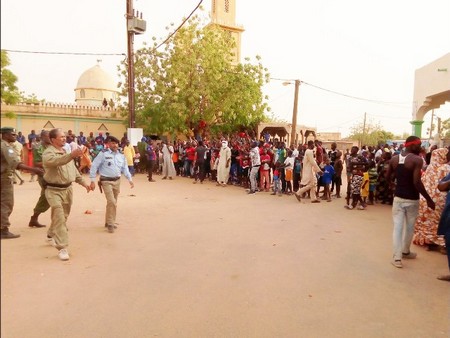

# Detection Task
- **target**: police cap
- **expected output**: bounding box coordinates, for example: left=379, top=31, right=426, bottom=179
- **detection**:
left=106, top=136, right=120, bottom=144
left=0, top=127, right=17, bottom=134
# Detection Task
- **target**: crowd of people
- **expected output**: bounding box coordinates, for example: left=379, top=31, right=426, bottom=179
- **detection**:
left=2, top=128, right=449, bottom=280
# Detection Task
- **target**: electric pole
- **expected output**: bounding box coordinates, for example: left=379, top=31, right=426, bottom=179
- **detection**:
left=126, top=0, right=146, bottom=128
left=290, top=80, right=300, bottom=146
left=361, top=112, right=367, bottom=148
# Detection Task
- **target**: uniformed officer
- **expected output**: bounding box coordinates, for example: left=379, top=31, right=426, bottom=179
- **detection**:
left=42, top=128, right=91, bottom=260
left=1, top=127, right=44, bottom=239
left=28, top=130, right=51, bottom=228
left=90, top=136, right=134, bottom=233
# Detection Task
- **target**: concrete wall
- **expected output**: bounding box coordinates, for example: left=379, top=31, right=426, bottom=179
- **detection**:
left=1, top=102, right=126, bottom=138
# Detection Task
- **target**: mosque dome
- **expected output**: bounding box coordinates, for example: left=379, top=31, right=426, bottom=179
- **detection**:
left=75, top=64, right=116, bottom=91
left=74, top=63, right=119, bottom=107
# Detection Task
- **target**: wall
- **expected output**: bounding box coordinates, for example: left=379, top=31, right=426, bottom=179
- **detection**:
left=1, top=102, right=126, bottom=138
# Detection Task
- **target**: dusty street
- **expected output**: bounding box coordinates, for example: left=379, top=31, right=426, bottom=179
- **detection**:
left=1, top=173, right=448, bottom=338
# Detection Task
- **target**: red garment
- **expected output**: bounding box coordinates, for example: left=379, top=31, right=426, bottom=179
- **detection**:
left=186, top=147, right=196, bottom=161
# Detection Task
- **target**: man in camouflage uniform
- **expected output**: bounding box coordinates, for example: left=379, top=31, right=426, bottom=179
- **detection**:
left=28, top=130, right=51, bottom=228
left=43, top=128, right=91, bottom=261
left=1, top=127, right=44, bottom=239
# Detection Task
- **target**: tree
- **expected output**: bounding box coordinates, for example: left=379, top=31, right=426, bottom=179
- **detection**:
left=441, top=117, right=450, bottom=138
left=118, top=14, right=270, bottom=138
left=348, top=119, right=395, bottom=146
left=1, top=50, right=21, bottom=104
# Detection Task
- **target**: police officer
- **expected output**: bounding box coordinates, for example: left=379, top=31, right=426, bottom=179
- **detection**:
left=43, top=128, right=91, bottom=260
left=90, top=136, right=134, bottom=233
left=1, top=127, right=44, bottom=239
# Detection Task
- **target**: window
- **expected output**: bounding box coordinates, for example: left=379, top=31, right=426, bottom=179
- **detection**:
left=80, top=89, right=85, bottom=98
left=225, top=0, right=229, bottom=13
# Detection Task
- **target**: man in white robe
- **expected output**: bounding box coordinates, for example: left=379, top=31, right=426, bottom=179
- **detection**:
left=295, top=140, right=323, bottom=203
left=161, top=142, right=176, bottom=179
left=217, top=140, right=231, bottom=186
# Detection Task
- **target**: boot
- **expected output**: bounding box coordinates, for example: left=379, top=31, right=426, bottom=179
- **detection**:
left=29, top=215, right=46, bottom=228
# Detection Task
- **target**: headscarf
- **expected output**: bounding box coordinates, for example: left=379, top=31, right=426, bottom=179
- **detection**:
left=221, top=140, right=228, bottom=149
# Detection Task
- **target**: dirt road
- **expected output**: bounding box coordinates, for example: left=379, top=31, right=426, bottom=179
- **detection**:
left=1, top=173, right=448, bottom=337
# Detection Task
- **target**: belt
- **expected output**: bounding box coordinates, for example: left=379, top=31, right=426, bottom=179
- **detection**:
left=45, top=182, right=72, bottom=188
left=100, top=176, right=120, bottom=182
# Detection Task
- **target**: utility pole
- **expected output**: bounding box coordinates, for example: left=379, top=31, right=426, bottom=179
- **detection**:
left=126, top=0, right=146, bottom=128
left=290, top=80, right=300, bottom=146
left=361, top=112, right=367, bottom=148
left=126, top=0, right=135, bottom=128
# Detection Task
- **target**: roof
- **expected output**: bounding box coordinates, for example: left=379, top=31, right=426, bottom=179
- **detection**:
left=75, top=64, right=117, bottom=91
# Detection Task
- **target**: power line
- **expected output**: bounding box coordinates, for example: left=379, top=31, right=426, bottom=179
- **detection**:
left=2, top=49, right=125, bottom=56
left=270, top=77, right=410, bottom=106
left=154, top=0, right=204, bottom=50
left=2, top=0, right=204, bottom=57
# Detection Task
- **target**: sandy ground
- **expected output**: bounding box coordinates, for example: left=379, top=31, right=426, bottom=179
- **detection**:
left=1, top=172, right=449, bottom=338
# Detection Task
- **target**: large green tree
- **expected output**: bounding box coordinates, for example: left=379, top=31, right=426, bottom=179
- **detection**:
left=1, top=50, right=21, bottom=104
left=348, top=119, right=395, bottom=145
left=118, top=15, right=270, bottom=138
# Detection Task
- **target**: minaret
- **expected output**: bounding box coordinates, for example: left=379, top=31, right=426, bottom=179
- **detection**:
left=210, top=0, right=244, bottom=64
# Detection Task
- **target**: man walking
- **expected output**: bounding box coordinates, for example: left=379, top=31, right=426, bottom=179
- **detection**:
left=248, top=141, right=261, bottom=194
left=42, top=128, right=90, bottom=260
left=28, top=130, right=51, bottom=228
left=1, top=127, right=44, bottom=239
left=386, top=136, right=435, bottom=268
left=294, top=140, right=323, bottom=203
left=89, top=136, right=134, bottom=233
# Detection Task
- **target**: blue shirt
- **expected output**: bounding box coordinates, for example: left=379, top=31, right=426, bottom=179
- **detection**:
left=322, top=164, right=335, bottom=185
left=89, top=148, right=132, bottom=182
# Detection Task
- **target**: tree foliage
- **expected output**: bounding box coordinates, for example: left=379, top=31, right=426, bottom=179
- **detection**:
left=348, top=119, right=395, bottom=145
left=1, top=50, right=21, bottom=104
left=118, top=14, right=270, bottom=138
left=441, top=117, right=450, bottom=138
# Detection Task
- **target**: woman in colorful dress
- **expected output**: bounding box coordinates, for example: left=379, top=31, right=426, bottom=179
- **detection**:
left=413, top=147, right=450, bottom=252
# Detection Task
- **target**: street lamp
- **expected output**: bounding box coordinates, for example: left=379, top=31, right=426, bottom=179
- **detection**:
left=283, top=79, right=301, bottom=146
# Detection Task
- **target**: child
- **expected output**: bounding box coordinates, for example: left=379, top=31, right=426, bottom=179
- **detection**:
left=322, top=158, right=335, bottom=202
left=367, top=161, right=378, bottom=204
left=283, top=150, right=295, bottom=195
left=345, top=168, right=364, bottom=210
left=271, top=162, right=282, bottom=196
left=333, top=151, right=343, bottom=198
left=361, top=169, right=370, bottom=207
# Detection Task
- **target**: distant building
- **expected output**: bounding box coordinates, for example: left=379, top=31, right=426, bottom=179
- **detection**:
left=210, top=0, right=244, bottom=64
left=74, top=63, right=119, bottom=107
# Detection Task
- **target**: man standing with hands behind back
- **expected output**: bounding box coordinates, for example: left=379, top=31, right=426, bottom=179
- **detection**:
left=386, top=136, right=435, bottom=269
left=43, top=128, right=91, bottom=260
left=90, top=136, right=134, bottom=233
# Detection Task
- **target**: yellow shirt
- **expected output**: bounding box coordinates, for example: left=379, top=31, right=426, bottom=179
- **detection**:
left=123, top=145, right=135, bottom=166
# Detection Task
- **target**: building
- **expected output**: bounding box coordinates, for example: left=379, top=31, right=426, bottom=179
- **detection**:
left=74, top=63, right=120, bottom=107
left=1, top=62, right=125, bottom=137
left=210, top=0, right=244, bottom=64
left=411, top=53, right=450, bottom=137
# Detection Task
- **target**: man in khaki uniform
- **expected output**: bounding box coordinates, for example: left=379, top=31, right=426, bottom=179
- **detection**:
left=43, top=128, right=90, bottom=261
left=1, top=127, right=44, bottom=239
left=89, top=136, right=134, bottom=233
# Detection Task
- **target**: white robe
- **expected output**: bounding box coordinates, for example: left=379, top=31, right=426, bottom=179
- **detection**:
left=217, top=146, right=231, bottom=183
left=300, top=148, right=322, bottom=185
left=161, top=144, right=176, bottom=178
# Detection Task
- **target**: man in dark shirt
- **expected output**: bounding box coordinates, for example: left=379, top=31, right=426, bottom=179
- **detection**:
left=386, top=136, right=435, bottom=269
left=193, top=141, right=207, bottom=184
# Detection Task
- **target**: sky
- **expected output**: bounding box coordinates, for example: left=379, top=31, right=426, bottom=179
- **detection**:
left=2, top=0, right=450, bottom=138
